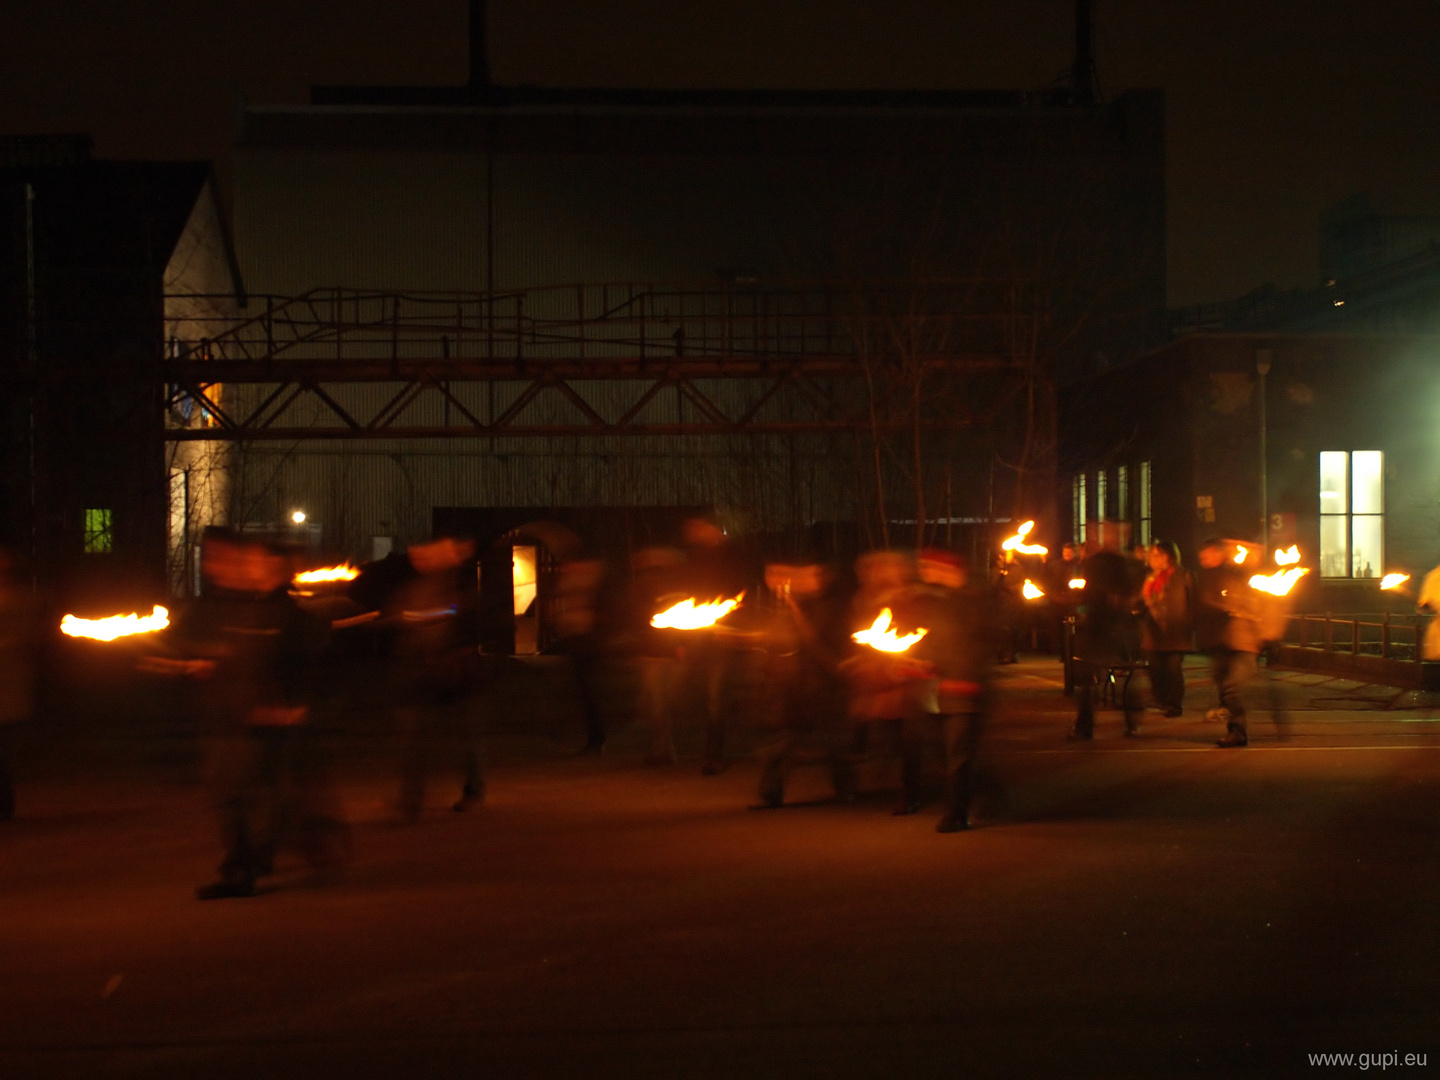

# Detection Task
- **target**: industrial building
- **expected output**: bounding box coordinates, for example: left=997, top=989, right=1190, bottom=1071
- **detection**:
left=160, top=0, right=1166, bottom=596
left=1062, top=192, right=1440, bottom=616
left=0, top=135, right=240, bottom=608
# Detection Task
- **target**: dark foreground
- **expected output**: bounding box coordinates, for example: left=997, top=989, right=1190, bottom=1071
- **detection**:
left=2, top=659, right=1438, bottom=1079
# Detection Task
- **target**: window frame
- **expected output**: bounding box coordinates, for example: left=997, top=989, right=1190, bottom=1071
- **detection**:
left=83, top=508, right=115, bottom=554
left=1319, top=450, right=1384, bottom=579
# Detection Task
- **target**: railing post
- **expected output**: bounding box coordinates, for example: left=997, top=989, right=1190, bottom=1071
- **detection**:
left=1382, top=612, right=1391, bottom=660
left=516, top=294, right=524, bottom=366
left=577, top=283, right=585, bottom=361
left=638, top=289, right=646, bottom=362
left=1323, top=612, right=1333, bottom=653
left=390, top=295, right=400, bottom=378
left=1352, top=616, right=1361, bottom=656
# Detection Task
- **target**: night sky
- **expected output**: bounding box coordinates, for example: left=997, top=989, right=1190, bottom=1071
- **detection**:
left=4, top=0, right=1438, bottom=307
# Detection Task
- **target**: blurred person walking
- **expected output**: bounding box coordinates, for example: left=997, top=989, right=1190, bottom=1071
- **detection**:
left=1140, top=540, right=1195, bottom=717
left=846, top=550, right=922, bottom=810
left=899, top=550, right=996, bottom=832
left=1070, top=533, right=1143, bottom=740
left=623, top=546, right=686, bottom=765
left=374, top=536, right=485, bottom=819
left=754, top=561, right=857, bottom=808
left=678, top=516, right=751, bottom=775
left=1195, top=539, right=1263, bottom=748
left=163, top=532, right=332, bottom=899
left=554, top=557, right=610, bottom=754
left=1417, top=561, right=1440, bottom=660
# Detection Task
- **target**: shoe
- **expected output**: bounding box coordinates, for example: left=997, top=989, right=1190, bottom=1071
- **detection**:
left=936, top=814, right=969, bottom=833
left=1066, top=728, right=1093, bottom=741
left=1163, top=707, right=1183, bottom=718
left=752, top=786, right=784, bottom=809
left=1124, top=726, right=1141, bottom=738
left=1204, top=707, right=1230, bottom=723
left=892, top=799, right=921, bottom=816
left=451, top=796, right=480, bottom=812
left=196, top=879, right=256, bottom=900
left=1216, top=730, right=1248, bottom=748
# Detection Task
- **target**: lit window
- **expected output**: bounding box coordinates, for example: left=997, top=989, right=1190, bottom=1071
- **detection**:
left=83, top=508, right=114, bottom=554
left=1073, top=473, right=1087, bottom=543
left=1138, top=460, right=1153, bottom=546
left=1319, top=451, right=1383, bottom=578
left=1096, top=469, right=1108, bottom=522
left=1116, top=464, right=1129, bottom=523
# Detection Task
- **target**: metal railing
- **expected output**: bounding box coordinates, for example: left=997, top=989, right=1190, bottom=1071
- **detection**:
left=164, top=281, right=1035, bottom=370
left=1284, top=611, right=1432, bottom=664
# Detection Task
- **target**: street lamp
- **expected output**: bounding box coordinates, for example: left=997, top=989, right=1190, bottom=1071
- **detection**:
left=291, top=510, right=307, bottom=525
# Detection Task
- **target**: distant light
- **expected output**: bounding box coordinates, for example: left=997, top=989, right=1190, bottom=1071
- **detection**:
left=291, top=510, right=307, bottom=525
left=1333, top=299, right=1345, bottom=307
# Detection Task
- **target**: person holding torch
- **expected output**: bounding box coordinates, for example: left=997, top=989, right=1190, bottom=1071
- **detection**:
left=900, top=550, right=996, bottom=832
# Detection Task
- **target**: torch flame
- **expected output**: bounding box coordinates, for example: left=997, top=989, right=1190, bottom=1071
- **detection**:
left=293, top=564, right=360, bottom=584
left=1275, top=545, right=1301, bottom=566
left=61, top=605, right=170, bottom=642
left=1234, top=545, right=1250, bottom=564
left=1022, top=579, right=1045, bottom=600
left=1001, top=520, right=1049, bottom=558
left=1249, top=568, right=1309, bottom=597
left=1069, top=578, right=1086, bottom=590
left=651, top=593, right=744, bottom=630
left=852, top=608, right=928, bottom=653
left=1381, top=573, right=1411, bottom=590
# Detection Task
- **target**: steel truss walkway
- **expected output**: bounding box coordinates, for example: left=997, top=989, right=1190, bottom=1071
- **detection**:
left=164, top=282, right=1032, bottom=441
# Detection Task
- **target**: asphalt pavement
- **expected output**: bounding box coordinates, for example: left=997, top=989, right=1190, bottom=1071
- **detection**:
left=2, top=656, right=1437, bottom=1079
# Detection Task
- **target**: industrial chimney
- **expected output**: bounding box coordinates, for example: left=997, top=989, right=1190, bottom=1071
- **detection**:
left=468, top=0, right=491, bottom=89
left=1070, top=0, right=1100, bottom=106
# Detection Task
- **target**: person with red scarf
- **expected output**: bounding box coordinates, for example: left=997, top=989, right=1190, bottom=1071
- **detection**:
left=1141, top=540, right=1195, bottom=717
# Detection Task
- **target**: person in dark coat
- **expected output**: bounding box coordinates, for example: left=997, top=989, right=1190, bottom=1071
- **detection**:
left=357, top=535, right=484, bottom=820
left=1140, top=539, right=1195, bottom=716
left=163, top=532, right=332, bottom=899
left=553, top=557, right=609, bottom=754
left=1070, top=534, right=1143, bottom=739
left=1046, top=540, right=1083, bottom=656
left=898, top=550, right=996, bottom=832
left=992, top=554, right=1021, bottom=664
left=678, top=516, right=752, bottom=774
left=754, top=561, right=857, bottom=807
left=622, top=546, right=687, bottom=764
left=845, top=550, right=920, bottom=797
left=1195, top=539, right=1263, bottom=747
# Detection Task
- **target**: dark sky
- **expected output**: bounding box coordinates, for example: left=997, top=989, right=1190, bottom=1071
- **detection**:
left=4, top=0, right=1439, bottom=306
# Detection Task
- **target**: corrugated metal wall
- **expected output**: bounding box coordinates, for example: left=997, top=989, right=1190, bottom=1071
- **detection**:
left=223, top=101, right=1162, bottom=559
left=231, top=435, right=860, bottom=559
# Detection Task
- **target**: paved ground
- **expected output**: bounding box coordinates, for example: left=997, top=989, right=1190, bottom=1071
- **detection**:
left=2, top=657, right=1438, bottom=1078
